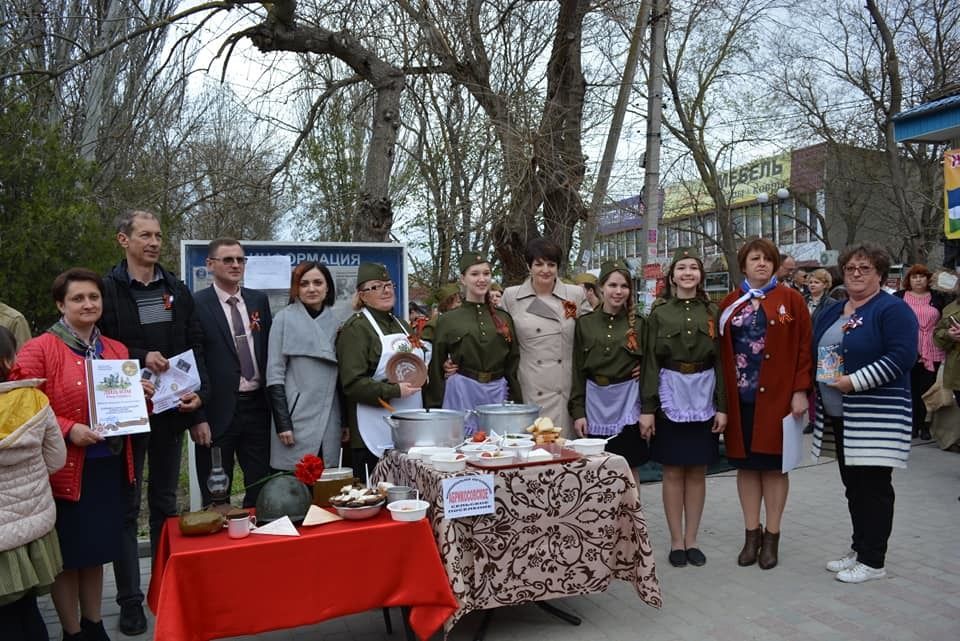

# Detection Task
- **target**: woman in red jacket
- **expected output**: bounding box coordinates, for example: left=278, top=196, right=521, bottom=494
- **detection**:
left=718, top=239, right=811, bottom=570
left=14, top=268, right=152, bottom=641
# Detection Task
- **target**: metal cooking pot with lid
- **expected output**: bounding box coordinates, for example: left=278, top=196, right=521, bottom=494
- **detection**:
left=469, top=402, right=541, bottom=435
left=383, top=409, right=465, bottom=452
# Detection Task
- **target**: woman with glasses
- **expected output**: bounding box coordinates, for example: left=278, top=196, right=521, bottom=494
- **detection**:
left=812, top=243, right=917, bottom=583
left=336, top=263, right=428, bottom=476
left=267, top=261, right=347, bottom=470
left=718, top=238, right=811, bottom=570
left=425, top=252, right=521, bottom=434
left=893, top=264, right=947, bottom=440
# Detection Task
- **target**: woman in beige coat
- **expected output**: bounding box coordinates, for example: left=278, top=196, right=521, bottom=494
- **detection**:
left=0, top=326, right=66, bottom=640
left=501, top=238, right=587, bottom=437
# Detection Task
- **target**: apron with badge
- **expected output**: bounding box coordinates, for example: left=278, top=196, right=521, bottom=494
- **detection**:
left=355, top=308, right=430, bottom=457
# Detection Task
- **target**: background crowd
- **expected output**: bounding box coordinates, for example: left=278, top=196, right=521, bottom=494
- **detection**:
left=2, top=208, right=959, bottom=641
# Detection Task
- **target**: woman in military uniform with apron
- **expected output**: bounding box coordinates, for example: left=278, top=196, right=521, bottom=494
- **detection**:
left=335, top=263, right=429, bottom=476
left=425, top=252, right=521, bottom=434
left=569, top=259, right=647, bottom=484
left=640, top=248, right=727, bottom=568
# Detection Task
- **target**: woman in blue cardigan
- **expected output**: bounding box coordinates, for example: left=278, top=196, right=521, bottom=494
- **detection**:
left=811, top=242, right=917, bottom=584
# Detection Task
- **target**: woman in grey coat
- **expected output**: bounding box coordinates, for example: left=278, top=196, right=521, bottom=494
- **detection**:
left=267, top=261, right=347, bottom=470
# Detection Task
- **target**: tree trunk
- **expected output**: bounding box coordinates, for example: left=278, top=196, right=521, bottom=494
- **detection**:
left=245, top=21, right=404, bottom=242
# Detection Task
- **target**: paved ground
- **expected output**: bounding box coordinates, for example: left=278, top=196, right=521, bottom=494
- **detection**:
left=42, top=438, right=959, bottom=641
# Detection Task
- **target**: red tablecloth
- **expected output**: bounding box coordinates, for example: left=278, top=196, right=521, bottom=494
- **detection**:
left=147, top=511, right=457, bottom=641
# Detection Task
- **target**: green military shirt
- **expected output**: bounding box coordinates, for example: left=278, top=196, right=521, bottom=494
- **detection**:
left=568, top=307, right=644, bottom=421
left=424, top=301, right=522, bottom=407
left=335, top=307, right=415, bottom=448
left=641, top=296, right=727, bottom=414
left=420, top=316, right=438, bottom=342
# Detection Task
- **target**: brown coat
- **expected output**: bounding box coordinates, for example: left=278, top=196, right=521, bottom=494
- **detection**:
left=718, top=285, right=812, bottom=458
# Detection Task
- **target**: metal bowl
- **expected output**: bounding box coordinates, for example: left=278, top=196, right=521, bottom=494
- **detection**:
left=470, top=403, right=541, bottom=435
left=384, top=409, right=465, bottom=452
left=334, top=501, right=385, bottom=520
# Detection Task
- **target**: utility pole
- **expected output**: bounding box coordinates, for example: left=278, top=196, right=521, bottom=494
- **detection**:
left=577, top=0, right=652, bottom=271
left=640, top=0, right=668, bottom=308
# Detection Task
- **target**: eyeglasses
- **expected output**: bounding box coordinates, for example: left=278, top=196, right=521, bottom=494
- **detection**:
left=209, top=256, right=247, bottom=265
left=359, top=282, right=394, bottom=294
left=843, top=264, right=875, bottom=275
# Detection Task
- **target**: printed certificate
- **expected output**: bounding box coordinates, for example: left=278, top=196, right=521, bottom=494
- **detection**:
left=85, top=359, right=151, bottom=437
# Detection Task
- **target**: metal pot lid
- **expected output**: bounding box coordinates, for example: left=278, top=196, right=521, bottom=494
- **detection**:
left=473, top=403, right=541, bottom=415
left=391, top=409, right=466, bottom=420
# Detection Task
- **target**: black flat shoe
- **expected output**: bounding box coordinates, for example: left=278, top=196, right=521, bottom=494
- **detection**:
left=686, top=547, right=707, bottom=566
left=668, top=549, right=687, bottom=567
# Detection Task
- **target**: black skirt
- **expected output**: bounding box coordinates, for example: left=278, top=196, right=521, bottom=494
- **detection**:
left=727, top=402, right=783, bottom=471
left=55, top=454, right=125, bottom=569
left=588, top=423, right=649, bottom=468
left=650, top=413, right=719, bottom=466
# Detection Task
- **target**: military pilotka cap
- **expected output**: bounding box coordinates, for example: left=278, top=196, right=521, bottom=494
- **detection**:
left=459, top=251, right=489, bottom=273
left=670, top=247, right=702, bottom=265
left=436, top=282, right=461, bottom=302
left=573, top=272, right=598, bottom=285
left=599, top=259, right=630, bottom=282
left=356, top=262, right=390, bottom=286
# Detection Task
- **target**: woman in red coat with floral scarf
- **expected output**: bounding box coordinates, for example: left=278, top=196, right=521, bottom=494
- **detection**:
left=718, top=239, right=811, bottom=570
left=14, top=268, right=153, bottom=641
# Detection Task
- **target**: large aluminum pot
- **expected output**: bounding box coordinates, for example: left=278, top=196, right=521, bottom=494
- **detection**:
left=383, top=409, right=465, bottom=451
left=469, top=402, right=541, bottom=435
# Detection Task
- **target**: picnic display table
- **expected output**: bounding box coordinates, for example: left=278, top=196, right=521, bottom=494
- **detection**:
left=147, top=510, right=457, bottom=641
left=373, top=450, right=662, bottom=630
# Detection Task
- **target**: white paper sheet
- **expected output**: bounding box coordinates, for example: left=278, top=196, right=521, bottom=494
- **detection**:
left=302, top=505, right=343, bottom=527
left=781, top=414, right=806, bottom=474
left=148, top=349, right=202, bottom=414
left=244, top=255, right=292, bottom=290
left=251, top=515, right=300, bottom=536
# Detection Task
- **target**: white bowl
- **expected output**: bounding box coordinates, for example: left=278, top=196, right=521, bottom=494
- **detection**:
left=501, top=440, right=535, bottom=458
left=569, top=438, right=607, bottom=456
left=421, top=447, right=456, bottom=465
left=470, top=451, right=515, bottom=466
left=502, top=433, right=534, bottom=442
left=431, top=452, right=467, bottom=472
left=460, top=443, right=499, bottom=460
left=387, top=499, right=430, bottom=521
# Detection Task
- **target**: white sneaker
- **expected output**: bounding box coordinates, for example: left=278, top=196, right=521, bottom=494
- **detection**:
left=826, top=550, right=857, bottom=573
left=836, top=562, right=886, bottom=583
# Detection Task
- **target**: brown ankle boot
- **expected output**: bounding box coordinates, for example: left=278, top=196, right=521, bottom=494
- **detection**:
left=758, top=529, right=780, bottom=569
left=737, top=526, right=763, bottom=566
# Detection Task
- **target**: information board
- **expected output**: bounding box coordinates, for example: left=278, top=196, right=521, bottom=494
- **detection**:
left=180, top=240, right=408, bottom=319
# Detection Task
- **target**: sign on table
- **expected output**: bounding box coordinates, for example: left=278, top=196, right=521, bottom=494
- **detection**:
left=441, top=475, right=495, bottom=519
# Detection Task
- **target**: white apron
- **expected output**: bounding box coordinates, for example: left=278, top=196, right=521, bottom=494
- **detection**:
left=355, top=308, right=428, bottom=457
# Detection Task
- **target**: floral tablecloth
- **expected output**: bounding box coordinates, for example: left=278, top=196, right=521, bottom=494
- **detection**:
left=373, top=451, right=661, bottom=628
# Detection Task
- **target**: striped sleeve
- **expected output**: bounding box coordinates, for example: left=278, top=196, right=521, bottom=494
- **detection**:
left=849, top=297, right=918, bottom=393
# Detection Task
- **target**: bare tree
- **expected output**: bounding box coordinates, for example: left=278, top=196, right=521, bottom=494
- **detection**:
left=777, top=0, right=960, bottom=262
left=660, top=0, right=786, bottom=282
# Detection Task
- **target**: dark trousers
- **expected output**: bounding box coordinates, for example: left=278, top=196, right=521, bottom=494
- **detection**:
left=909, top=361, right=937, bottom=433
left=194, top=393, right=272, bottom=508
left=0, top=594, right=48, bottom=641
left=114, top=412, right=185, bottom=608
left=831, top=417, right=895, bottom=569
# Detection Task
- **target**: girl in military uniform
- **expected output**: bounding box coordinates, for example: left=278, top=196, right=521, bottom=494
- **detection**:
left=640, top=248, right=727, bottom=568
left=335, top=263, right=428, bottom=477
left=425, top=252, right=521, bottom=435
left=569, top=260, right=647, bottom=484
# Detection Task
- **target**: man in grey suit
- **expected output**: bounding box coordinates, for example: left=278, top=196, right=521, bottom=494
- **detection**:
left=192, top=238, right=273, bottom=507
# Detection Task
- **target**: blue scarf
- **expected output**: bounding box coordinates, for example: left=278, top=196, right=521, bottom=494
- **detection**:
left=719, top=277, right=779, bottom=335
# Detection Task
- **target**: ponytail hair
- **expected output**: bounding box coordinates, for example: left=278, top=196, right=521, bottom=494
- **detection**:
left=485, top=293, right=512, bottom=343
